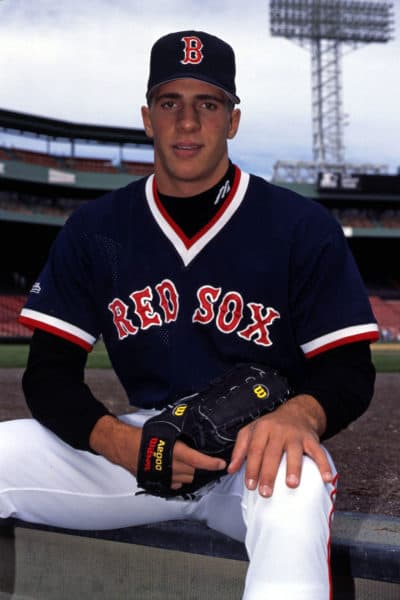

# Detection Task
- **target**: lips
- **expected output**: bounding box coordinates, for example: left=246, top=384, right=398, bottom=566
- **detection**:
left=173, top=142, right=203, bottom=158
left=174, top=143, right=202, bottom=150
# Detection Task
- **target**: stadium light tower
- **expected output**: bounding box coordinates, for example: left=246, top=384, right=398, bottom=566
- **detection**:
left=269, top=0, right=395, bottom=181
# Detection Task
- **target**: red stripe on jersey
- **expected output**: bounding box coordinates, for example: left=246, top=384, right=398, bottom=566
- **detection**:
left=152, top=166, right=241, bottom=250
left=305, top=331, right=380, bottom=358
left=18, top=316, right=93, bottom=352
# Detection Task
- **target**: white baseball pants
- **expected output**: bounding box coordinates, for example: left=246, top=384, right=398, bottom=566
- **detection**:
left=0, top=411, right=337, bottom=600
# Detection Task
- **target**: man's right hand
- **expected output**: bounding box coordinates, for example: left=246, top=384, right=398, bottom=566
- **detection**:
left=89, top=415, right=225, bottom=490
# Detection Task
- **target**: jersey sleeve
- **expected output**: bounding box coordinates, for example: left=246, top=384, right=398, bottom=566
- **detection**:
left=19, top=209, right=100, bottom=351
left=289, top=207, right=379, bottom=358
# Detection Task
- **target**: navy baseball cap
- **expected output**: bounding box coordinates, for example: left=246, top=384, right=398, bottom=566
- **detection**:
left=146, top=30, right=240, bottom=104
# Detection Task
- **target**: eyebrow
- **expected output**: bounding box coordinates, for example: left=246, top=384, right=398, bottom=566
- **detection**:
left=154, top=92, right=226, bottom=103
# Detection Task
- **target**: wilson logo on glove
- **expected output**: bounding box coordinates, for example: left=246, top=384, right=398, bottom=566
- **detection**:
left=252, top=384, right=269, bottom=399
left=173, top=404, right=188, bottom=417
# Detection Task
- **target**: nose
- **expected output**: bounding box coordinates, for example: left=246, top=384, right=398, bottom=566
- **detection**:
left=177, top=103, right=200, bottom=131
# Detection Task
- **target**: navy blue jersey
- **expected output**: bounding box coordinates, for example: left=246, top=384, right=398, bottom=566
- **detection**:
left=20, top=167, right=379, bottom=408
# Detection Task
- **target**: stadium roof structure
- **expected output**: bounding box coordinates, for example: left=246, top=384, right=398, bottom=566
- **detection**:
left=0, top=108, right=153, bottom=150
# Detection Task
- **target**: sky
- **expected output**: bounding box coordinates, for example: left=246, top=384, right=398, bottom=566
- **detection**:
left=0, top=0, right=399, bottom=179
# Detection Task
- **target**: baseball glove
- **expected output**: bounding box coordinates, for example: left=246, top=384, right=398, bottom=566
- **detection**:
left=136, top=363, right=291, bottom=498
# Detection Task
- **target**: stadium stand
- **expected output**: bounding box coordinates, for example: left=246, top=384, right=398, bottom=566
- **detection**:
left=0, top=190, right=83, bottom=218
left=0, top=146, right=154, bottom=177
left=0, top=295, right=30, bottom=339
left=381, top=209, right=400, bottom=228
left=369, top=296, right=400, bottom=341
left=12, top=149, right=60, bottom=169
left=63, top=157, right=119, bottom=173
left=333, top=208, right=376, bottom=228
left=0, top=148, right=11, bottom=160
left=122, top=160, right=154, bottom=176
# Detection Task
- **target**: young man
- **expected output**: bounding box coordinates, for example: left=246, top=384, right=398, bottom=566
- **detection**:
left=0, top=31, right=378, bottom=599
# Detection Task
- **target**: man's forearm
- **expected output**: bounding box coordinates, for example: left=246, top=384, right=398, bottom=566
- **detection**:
left=89, top=415, right=142, bottom=474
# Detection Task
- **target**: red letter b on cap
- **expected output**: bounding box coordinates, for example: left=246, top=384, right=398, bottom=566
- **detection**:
left=181, top=36, right=204, bottom=65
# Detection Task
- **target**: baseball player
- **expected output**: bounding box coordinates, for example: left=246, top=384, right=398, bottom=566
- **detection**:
left=0, top=31, right=379, bottom=599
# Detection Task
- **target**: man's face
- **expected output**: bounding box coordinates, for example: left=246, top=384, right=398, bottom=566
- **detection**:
left=141, top=78, right=240, bottom=196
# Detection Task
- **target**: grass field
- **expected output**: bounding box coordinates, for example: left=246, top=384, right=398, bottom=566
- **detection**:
left=0, top=342, right=398, bottom=372
left=0, top=341, right=112, bottom=369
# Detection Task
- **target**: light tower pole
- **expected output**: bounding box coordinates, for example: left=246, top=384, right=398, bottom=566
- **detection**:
left=269, top=0, right=395, bottom=182
left=311, top=37, right=344, bottom=164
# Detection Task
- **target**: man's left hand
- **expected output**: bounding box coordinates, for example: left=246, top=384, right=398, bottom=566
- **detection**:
left=227, top=394, right=334, bottom=497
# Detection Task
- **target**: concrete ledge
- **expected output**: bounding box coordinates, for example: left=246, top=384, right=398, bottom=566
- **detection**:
left=330, top=512, right=400, bottom=584
left=1, top=512, right=400, bottom=599
left=3, top=511, right=400, bottom=584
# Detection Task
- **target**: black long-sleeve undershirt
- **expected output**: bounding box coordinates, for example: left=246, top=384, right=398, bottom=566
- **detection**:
left=22, top=329, right=376, bottom=451
left=22, top=329, right=113, bottom=451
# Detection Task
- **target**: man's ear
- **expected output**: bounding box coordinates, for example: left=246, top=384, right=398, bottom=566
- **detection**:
left=227, top=108, right=241, bottom=140
left=141, top=106, right=154, bottom=138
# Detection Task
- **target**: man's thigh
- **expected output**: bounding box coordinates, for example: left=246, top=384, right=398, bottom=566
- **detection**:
left=0, top=416, right=197, bottom=529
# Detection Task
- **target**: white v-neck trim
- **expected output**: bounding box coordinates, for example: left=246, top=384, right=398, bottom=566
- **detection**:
left=145, top=169, right=250, bottom=266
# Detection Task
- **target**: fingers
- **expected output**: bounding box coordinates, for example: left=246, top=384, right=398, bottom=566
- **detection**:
left=170, top=458, right=195, bottom=489
left=174, top=440, right=226, bottom=471
left=171, top=440, right=226, bottom=489
left=303, top=436, right=335, bottom=484
left=244, top=425, right=278, bottom=497
left=227, top=423, right=252, bottom=474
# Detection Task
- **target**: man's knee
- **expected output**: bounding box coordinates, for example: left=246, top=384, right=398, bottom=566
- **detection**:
left=243, top=455, right=335, bottom=537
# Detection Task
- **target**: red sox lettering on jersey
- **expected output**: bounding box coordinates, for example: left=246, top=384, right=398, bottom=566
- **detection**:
left=180, top=36, right=204, bottom=65
left=108, top=278, right=281, bottom=348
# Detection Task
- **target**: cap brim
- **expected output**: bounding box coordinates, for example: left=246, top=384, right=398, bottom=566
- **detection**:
left=147, top=75, right=240, bottom=104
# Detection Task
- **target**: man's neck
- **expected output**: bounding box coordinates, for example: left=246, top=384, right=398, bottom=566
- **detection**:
left=154, top=157, right=230, bottom=198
